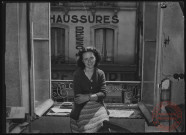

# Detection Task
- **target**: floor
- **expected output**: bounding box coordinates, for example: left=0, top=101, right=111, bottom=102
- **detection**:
left=145, top=121, right=173, bottom=132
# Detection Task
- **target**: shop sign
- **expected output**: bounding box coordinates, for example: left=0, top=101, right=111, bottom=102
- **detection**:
left=51, top=14, right=119, bottom=24
left=76, top=26, right=84, bottom=50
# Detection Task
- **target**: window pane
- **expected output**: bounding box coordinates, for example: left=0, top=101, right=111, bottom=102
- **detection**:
left=95, top=28, right=114, bottom=63
left=34, top=40, right=50, bottom=106
left=51, top=27, right=65, bottom=64
left=95, top=29, right=104, bottom=58
left=57, top=28, right=65, bottom=63
left=105, top=29, right=114, bottom=62
left=51, top=28, right=55, bottom=57
left=32, top=3, right=49, bottom=39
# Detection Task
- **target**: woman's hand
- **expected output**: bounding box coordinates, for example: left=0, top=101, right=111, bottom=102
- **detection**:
left=74, top=94, right=89, bottom=104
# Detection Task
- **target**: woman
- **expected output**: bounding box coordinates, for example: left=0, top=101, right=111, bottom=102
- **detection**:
left=70, top=46, right=109, bottom=133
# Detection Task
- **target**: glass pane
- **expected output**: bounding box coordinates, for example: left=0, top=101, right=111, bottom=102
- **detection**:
left=51, top=27, right=66, bottom=64
left=57, top=28, right=65, bottom=63
left=32, top=3, right=49, bottom=38
left=142, top=42, right=156, bottom=110
left=142, top=83, right=154, bottom=109
left=95, top=29, right=104, bottom=58
left=105, top=29, right=114, bottom=62
left=34, top=41, right=50, bottom=106
left=95, top=28, right=114, bottom=63
left=51, top=28, right=55, bottom=58
left=143, top=44, right=156, bottom=81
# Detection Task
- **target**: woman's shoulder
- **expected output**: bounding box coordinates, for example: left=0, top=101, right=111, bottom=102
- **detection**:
left=73, top=67, right=83, bottom=76
left=96, top=68, right=105, bottom=75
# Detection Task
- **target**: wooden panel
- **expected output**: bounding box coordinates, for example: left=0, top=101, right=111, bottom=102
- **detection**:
left=143, top=42, right=156, bottom=81
left=142, top=83, right=154, bottom=107
left=144, top=2, right=158, bottom=40
left=34, top=41, right=50, bottom=80
left=30, top=3, right=51, bottom=114
left=33, top=41, right=50, bottom=103
left=32, top=3, right=49, bottom=38
left=5, top=3, right=21, bottom=106
left=23, top=117, right=145, bottom=133
left=23, top=116, right=71, bottom=133
left=110, top=118, right=145, bottom=132
left=141, top=2, right=158, bottom=107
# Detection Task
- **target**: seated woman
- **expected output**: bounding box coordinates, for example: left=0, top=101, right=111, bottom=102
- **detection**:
left=70, top=46, right=109, bottom=133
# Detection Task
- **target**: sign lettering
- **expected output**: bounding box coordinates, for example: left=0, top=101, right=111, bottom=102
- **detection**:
left=51, top=15, right=119, bottom=24
left=76, top=26, right=84, bottom=50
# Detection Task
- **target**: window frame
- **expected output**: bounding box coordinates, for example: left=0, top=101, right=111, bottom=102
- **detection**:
left=51, top=24, right=69, bottom=63
left=91, top=24, right=118, bottom=64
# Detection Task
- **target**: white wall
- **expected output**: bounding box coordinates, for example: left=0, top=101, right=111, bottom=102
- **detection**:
left=161, top=2, right=184, bottom=104
left=51, top=5, right=137, bottom=65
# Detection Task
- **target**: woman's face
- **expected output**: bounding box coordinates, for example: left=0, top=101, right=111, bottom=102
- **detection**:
left=82, top=52, right=96, bottom=69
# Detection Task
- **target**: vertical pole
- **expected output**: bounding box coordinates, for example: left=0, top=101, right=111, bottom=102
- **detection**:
left=26, top=2, right=32, bottom=121
left=153, top=2, right=164, bottom=123
left=48, top=3, right=51, bottom=99
left=141, top=2, right=145, bottom=101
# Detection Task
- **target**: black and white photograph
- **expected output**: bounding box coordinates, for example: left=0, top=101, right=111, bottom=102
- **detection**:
left=2, top=1, right=185, bottom=133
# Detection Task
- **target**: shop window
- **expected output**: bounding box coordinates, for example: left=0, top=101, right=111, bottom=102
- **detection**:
left=95, top=28, right=114, bottom=63
left=51, top=27, right=66, bottom=64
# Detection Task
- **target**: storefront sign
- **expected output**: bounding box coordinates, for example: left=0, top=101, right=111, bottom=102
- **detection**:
left=75, top=26, right=84, bottom=50
left=51, top=14, right=119, bottom=24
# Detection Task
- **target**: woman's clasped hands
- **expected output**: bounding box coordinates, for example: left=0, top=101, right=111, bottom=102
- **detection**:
left=74, top=94, right=90, bottom=104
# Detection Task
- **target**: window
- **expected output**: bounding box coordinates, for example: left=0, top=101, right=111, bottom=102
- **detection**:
left=95, top=28, right=114, bottom=63
left=91, top=25, right=118, bottom=64
left=51, top=24, right=69, bottom=65
left=29, top=3, right=51, bottom=117
left=51, top=27, right=66, bottom=64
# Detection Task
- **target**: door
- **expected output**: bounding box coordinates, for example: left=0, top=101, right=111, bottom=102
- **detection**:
left=141, top=2, right=159, bottom=111
left=29, top=3, right=51, bottom=118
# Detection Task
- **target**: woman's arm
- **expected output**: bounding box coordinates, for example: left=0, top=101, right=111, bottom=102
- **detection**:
left=73, top=71, right=82, bottom=96
left=73, top=71, right=90, bottom=104
left=90, top=70, right=107, bottom=102
left=74, top=69, right=107, bottom=103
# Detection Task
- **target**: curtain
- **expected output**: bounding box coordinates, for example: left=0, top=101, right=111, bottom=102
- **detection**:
left=95, top=28, right=114, bottom=63
left=51, top=27, right=65, bottom=63
left=105, top=29, right=114, bottom=62
left=95, top=29, right=104, bottom=59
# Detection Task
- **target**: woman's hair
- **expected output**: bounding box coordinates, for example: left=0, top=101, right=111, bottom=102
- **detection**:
left=76, top=46, right=101, bottom=69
